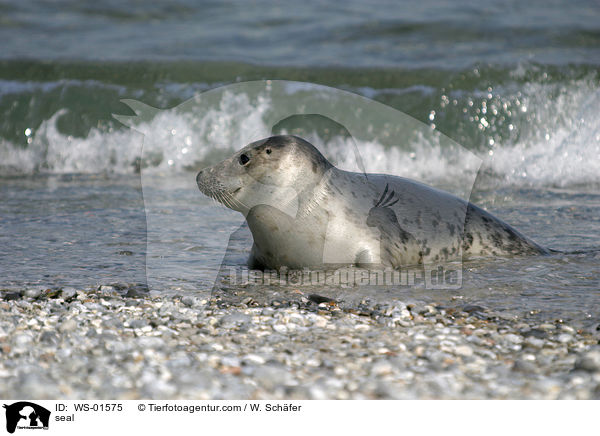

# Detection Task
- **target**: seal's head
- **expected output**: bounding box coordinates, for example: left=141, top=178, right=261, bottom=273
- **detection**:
left=196, top=135, right=332, bottom=214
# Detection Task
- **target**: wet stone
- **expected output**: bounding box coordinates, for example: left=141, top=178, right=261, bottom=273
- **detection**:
left=524, top=337, right=545, bottom=349
left=512, top=359, right=538, bottom=374
left=556, top=333, right=573, bottom=344
left=575, top=349, right=600, bottom=372
left=522, top=329, right=548, bottom=339
left=61, top=288, right=78, bottom=301
left=504, top=334, right=523, bottom=344
left=23, top=289, right=43, bottom=299
left=2, top=292, right=21, bottom=301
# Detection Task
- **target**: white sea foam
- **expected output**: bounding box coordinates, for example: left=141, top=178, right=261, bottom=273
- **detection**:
left=486, top=84, right=600, bottom=187
left=1, top=81, right=598, bottom=188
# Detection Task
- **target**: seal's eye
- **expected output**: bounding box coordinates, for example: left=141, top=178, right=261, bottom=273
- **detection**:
left=266, top=148, right=272, bottom=154
left=239, top=154, right=250, bottom=165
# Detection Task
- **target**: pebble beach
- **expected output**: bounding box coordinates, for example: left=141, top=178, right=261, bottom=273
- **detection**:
left=2, top=286, right=599, bottom=400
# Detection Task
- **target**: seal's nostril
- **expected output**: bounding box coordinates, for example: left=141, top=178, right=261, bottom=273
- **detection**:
left=196, top=171, right=203, bottom=183
left=239, top=154, right=250, bottom=165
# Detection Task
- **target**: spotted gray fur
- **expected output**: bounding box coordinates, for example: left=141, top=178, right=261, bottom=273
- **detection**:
left=196, top=135, right=548, bottom=270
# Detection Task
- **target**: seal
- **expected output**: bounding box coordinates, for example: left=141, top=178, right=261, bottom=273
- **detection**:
left=196, top=135, right=548, bottom=270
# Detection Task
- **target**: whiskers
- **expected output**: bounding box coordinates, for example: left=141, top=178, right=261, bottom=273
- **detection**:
left=206, top=188, right=249, bottom=212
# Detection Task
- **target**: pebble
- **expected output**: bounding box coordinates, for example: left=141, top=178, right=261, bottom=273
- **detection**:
left=39, top=331, right=58, bottom=345
left=371, top=361, right=394, bottom=376
left=137, top=336, right=165, bottom=349
left=218, top=313, right=250, bottom=327
left=59, top=318, right=78, bottom=332
left=575, top=349, right=600, bottom=372
left=61, top=288, right=78, bottom=300
left=512, top=359, right=538, bottom=373
left=524, top=337, right=545, bottom=349
left=12, top=333, right=33, bottom=349
left=23, top=289, right=42, bottom=299
left=2, top=292, right=21, bottom=301
left=244, top=354, right=266, bottom=365
left=454, top=345, right=474, bottom=357
left=129, top=319, right=149, bottom=329
left=181, top=296, right=196, bottom=307
left=557, top=333, right=573, bottom=344
left=254, top=365, right=292, bottom=390
left=504, top=333, right=523, bottom=344
left=272, top=324, right=288, bottom=334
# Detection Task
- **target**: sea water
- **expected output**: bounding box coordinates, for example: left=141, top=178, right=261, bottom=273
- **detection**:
left=0, top=0, right=599, bottom=329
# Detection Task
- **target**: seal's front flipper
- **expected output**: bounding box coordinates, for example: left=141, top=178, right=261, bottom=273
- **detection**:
left=248, top=243, right=266, bottom=270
